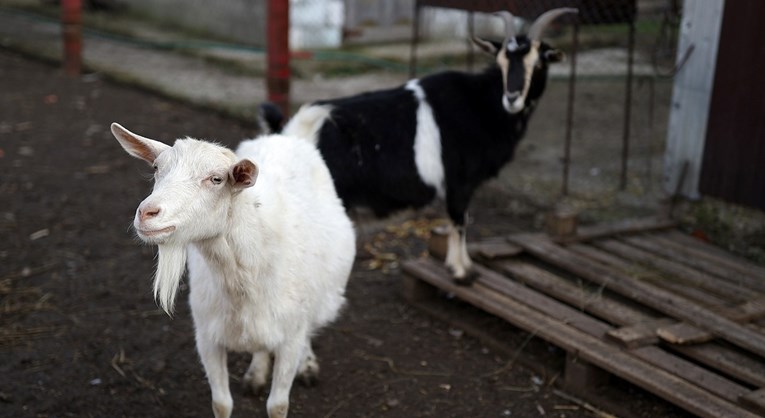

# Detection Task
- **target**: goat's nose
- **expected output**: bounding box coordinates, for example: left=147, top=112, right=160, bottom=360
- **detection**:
left=138, top=205, right=161, bottom=222
left=506, top=91, right=521, bottom=100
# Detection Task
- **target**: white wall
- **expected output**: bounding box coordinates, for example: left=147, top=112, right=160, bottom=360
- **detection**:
left=290, top=0, right=344, bottom=49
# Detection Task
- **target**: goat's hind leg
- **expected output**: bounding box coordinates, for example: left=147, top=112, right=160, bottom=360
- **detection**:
left=243, top=349, right=271, bottom=395
left=296, top=338, right=319, bottom=386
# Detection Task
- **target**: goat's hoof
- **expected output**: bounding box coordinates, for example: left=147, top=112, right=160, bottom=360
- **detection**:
left=299, top=374, right=319, bottom=388
left=452, top=269, right=478, bottom=286
left=297, top=361, right=320, bottom=387
left=268, top=402, right=289, bottom=418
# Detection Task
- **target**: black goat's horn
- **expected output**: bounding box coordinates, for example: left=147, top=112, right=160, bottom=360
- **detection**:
left=494, top=11, right=516, bottom=49
left=527, top=8, right=578, bottom=41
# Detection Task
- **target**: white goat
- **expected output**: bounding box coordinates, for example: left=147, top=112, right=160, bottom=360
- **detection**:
left=111, top=123, right=356, bottom=418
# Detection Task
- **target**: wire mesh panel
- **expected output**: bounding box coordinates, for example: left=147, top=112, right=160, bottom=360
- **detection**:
left=408, top=0, right=678, bottom=207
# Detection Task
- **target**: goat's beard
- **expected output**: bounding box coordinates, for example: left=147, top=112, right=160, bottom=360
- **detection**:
left=154, top=243, right=187, bottom=315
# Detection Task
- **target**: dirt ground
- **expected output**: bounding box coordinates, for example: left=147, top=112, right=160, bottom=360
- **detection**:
left=0, top=50, right=693, bottom=418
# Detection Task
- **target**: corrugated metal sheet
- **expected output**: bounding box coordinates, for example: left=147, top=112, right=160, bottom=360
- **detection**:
left=699, top=0, right=765, bottom=210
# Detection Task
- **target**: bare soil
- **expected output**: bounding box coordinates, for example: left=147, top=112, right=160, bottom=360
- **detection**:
left=0, top=50, right=690, bottom=418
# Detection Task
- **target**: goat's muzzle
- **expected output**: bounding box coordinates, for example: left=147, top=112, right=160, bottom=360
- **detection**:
left=503, top=92, right=525, bottom=114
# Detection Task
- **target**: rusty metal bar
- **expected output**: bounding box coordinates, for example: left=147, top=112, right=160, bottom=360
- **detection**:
left=467, top=11, right=475, bottom=71
left=620, top=19, right=636, bottom=190
left=562, top=21, right=579, bottom=196
left=267, top=0, right=290, bottom=117
left=410, top=2, right=422, bottom=78
left=61, top=0, right=82, bottom=77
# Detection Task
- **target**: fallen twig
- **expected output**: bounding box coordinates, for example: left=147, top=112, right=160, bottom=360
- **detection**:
left=354, top=351, right=451, bottom=377
left=552, top=389, right=618, bottom=418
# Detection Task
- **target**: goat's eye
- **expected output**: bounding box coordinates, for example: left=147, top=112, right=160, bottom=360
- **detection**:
left=211, top=176, right=224, bottom=185
left=152, top=164, right=159, bottom=172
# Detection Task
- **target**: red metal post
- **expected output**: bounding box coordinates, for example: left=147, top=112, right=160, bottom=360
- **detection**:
left=267, top=0, right=290, bottom=118
left=61, top=0, right=82, bottom=77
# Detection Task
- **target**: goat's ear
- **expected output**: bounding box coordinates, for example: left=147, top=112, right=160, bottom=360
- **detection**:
left=111, top=123, right=170, bottom=165
left=472, top=36, right=500, bottom=55
left=229, top=159, right=258, bottom=190
left=543, top=48, right=566, bottom=63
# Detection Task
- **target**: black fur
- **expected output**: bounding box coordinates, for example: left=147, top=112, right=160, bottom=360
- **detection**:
left=272, top=37, right=559, bottom=230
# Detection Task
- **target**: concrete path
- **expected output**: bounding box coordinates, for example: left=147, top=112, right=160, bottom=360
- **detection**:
left=0, top=5, right=654, bottom=122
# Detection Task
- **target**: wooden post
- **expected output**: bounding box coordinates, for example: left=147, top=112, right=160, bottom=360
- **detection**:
left=564, top=352, right=610, bottom=391
left=545, top=204, right=578, bottom=238
left=61, top=0, right=82, bottom=77
left=267, top=0, right=290, bottom=117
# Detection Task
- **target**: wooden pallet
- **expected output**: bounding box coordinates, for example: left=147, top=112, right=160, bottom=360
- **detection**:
left=402, top=217, right=765, bottom=418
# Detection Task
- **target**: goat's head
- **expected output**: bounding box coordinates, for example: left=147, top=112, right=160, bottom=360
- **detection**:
left=473, top=8, right=577, bottom=114
left=112, top=123, right=258, bottom=245
left=112, top=123, right=258, bottom=313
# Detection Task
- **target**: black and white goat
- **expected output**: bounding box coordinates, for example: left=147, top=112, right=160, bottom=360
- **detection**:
left=276, top=8, right=576, bottom=283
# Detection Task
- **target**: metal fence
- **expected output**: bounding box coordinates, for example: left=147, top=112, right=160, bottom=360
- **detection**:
left=81, top=0, right=683, bottom=205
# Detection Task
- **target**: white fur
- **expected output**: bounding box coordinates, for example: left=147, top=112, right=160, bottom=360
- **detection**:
left=405, top=79, right=446, bottom=198
left=281, top=104, right=333, bottom=146
left=112, top=123, right=355, bottom=418
left=445, top=225, right=472, bottom=279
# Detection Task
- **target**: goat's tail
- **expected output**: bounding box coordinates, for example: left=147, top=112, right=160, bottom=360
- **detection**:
left=281, top=104, right=332, bottom=145
left=256, top=102, right=285, bottom=135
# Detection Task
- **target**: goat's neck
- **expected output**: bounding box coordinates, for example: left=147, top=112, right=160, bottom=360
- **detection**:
left=192, top=193, right=275, bottom=301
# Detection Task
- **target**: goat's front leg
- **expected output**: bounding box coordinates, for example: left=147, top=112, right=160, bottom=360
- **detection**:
left=198, top=338, right=232, bottom=418
left=445, top=189, right=477, bottom=284
left=445, top=222, right=476, bottom=284
left=267, top=337, right=305, bottom=418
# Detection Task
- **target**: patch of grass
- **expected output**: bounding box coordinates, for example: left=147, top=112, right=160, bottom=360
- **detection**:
left=675, top=197, right=765, bottom=264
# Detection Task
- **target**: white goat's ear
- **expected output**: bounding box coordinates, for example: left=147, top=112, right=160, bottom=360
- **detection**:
left=229, top=159, right=258, bottom=189
left=472, top=37, right=499, bottom=55
left=111, top=122, right=170, bottom=165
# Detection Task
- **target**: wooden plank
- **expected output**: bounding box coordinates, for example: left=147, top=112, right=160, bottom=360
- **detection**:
left=662, top=230, right=765, bottom=281
left=740, top=388, right=765, bottom=416
left=607, top=319, right=676, bottom=348
left=469, top=264, right=613, bottom=339
left=657, top=322, right=716, bottom=345
left=552, top=217, right=676, bottom=244
left=477, top=264, right=761, bottom=411
left=592, top=239, right=751, bottom=303
left=672, top=343, right=765, bottom=388
left=402, top=259, right=759, bottom=418
left=430, top=234, right=523, bottom=261
left=468, top=239, right=523, bottom=260
left=630, top=346, right=751, bottom=404
left=713, top=296, right=765, bottom=322
left=571, top=242, right=731, bottom=307
left=504, top=239, right=765, bottom=390
left=580, top=241, right=765, bottom=328
left=623, top=235, right=765, bottom=292
left=507, top=234, right=765, bottom=359
left=494, top=259, right=657, bottom=326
